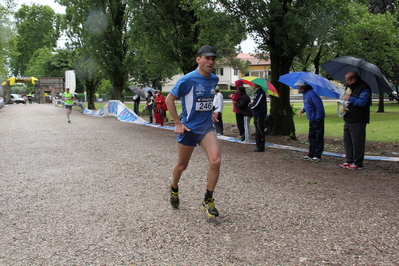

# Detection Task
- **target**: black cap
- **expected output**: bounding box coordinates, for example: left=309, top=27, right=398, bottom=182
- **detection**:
left=198, top=45, right=217, bottom=57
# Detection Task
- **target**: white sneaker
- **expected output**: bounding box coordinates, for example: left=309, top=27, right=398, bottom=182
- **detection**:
left=311, top=157, right=321, bottom=162
left=301, top=155, right=311, bottom=161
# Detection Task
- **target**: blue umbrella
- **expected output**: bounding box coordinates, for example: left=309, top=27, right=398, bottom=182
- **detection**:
left=278, top=71, right=341, bottom=99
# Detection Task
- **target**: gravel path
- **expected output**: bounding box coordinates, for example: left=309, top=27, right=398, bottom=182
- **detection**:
left=0, top=103, right=398, bottom=265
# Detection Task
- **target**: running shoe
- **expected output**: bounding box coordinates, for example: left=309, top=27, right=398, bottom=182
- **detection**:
left=169, top=184, right=179, bottom=209
left=301, top=155, right=311, bottom=161
left=200, top=198, right=219, bottom=217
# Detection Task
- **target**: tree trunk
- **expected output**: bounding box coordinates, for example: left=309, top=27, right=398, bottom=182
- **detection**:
left=83, top=80, right=97, bottom=110
left=112, top=86, right=124, bottom=101
left=87, top=84, right=95, bottom=110
left=110, top=72, right=126, bottom=101
left=313, top=43, right=324, bottom=74
left=377, top=94, right=385, bottom=112
left=269, top=52, right=296, bottom=139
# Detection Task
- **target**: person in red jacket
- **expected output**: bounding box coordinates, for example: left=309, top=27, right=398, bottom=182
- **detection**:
left=154, top=90, right=167, bottom=126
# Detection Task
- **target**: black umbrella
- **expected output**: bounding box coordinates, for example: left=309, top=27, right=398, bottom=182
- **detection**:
left=129, top=86, right=146, bottom=98
left=321, top=56, right=392, bottom=94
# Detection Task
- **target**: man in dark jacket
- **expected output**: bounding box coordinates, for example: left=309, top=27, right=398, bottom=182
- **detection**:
left=339, top=71, right=371, bottom=170
left=297, top=80, right=325, bottom=162
left=249, top=83, right=266, bottom=152
left=234, top=86, right=252, bottom=143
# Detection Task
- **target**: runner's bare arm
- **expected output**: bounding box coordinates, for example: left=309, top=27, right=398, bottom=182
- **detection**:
left=165, top=93, right=190, bottom=134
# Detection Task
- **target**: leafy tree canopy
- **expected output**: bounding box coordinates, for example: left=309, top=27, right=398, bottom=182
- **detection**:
left=0, top=1, right=15, bottom=81
left=11, top=4, right=62, bottom=76
left=130, top=0, right=246, bottom=76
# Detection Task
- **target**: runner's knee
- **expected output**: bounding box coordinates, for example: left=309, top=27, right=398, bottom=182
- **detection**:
left=177, top=162, right=189, bottom=171
left=209, top=157, right=221, bottom=169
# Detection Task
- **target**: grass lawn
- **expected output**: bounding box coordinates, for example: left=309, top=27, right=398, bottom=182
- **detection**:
left=90, top=101, right=399, bottom=143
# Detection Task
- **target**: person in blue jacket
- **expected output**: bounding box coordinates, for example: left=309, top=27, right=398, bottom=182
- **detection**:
left=297, top=80, right=325, bottom=162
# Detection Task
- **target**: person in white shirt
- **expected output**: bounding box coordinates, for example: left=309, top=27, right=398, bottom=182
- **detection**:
left=213, top=87, right=224, bottom=135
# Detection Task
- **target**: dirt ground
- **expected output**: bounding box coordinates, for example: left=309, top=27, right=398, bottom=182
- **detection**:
left=1, top=104, right=399, bottom=265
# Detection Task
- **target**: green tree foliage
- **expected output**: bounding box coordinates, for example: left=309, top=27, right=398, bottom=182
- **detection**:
left=24, top=47, right=53, bottom=77
left=45, top=48, right=74, bottom=77
left=58, top=0, right=133, bottom=101
left=332, top=4, right=399, bottom=111
left=74, top=48, right=103, bottom=109
left=11, top=4, right=62, bottom=76
left=219, top=0, right=348, bottom=138
left=0, top=1, right=15, bottom=81
left=128, top=42, right=180, bottom=89
left=130, top=0, right=245, bottom=76
left=25, top=47, right=74, bottom=78
left=367, top=0, right=398, bottom=14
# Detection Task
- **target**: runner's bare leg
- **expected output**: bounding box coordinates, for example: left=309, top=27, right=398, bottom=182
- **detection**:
left=171, top=143, right=195, bottom=188
left=200, top=131, right=221, bottom=191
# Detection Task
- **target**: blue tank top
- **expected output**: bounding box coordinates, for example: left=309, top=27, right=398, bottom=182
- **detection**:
left=170, top=69, right=219, bottom=134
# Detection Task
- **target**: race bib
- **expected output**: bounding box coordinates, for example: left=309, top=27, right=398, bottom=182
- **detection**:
left=195, top=97, right=213, bottom=111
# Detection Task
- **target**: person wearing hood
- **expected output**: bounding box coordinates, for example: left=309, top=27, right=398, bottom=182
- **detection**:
left=234, top=86, right=252, bottom=143
left=297, top=80, right=325, bottom=162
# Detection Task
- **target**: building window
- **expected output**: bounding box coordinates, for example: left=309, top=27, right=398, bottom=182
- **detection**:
left=249, top=71, right=261, bottom=77
left=234, top=68, right=238, bottom=75
left=220, top=68, right=224, bottom=76
left=213, top=68, right=218, bottom=75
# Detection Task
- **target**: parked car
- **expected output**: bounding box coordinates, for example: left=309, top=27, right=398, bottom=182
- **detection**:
left=0, top=97, right=4, bottom=109
left=388, top=91, right=398, bottom=101
left=10, top=94, right=26, bottom=104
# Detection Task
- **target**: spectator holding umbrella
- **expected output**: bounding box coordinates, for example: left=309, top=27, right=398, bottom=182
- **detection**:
left=234, top=86, right=252, bottom=143
left=133, top=94, right=140, bottom=116
left=146, top=91, right=154, bottom=124
left=249, top=82, right=267, bottom=152
left=339, top=71, right=371, bottom=170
